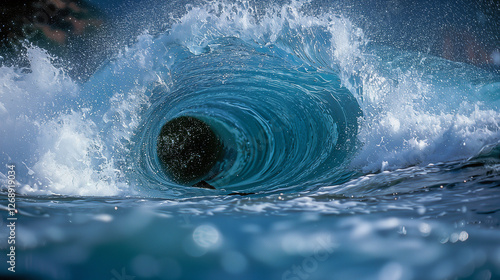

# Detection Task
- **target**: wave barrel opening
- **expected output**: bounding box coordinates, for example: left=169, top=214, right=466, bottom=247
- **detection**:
left=157, top=116, right=224, bottom=186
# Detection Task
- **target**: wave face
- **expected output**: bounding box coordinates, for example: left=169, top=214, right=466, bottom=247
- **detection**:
left=132, top=37, right=361, bottom=195
left=1, top=1, right=500, bottom=198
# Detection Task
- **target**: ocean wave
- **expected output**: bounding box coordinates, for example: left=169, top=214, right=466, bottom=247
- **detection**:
left=1, top=0, right=499, bottom=198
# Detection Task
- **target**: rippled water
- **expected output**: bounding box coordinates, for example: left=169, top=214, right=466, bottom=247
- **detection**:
left=1, top=0, right=500, bottom=279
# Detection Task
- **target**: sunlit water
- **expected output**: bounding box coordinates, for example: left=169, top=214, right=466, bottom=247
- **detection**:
left=1, top=1, right=500, bottom=279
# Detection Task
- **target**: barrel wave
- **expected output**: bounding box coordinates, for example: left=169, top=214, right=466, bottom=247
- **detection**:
left=133, top=37, right=360, bottom=195
left=4, top=1, right=499, bottom=198
left=66, top=3, right=365, bottom=197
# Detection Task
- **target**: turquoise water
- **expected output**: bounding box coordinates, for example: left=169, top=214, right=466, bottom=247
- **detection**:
left=1, top=1, right=500, bottom=279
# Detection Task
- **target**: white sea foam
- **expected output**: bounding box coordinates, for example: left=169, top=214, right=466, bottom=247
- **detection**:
left=342, top=52, right=500, bottom=172
left=0, top=45, right=146, bottom=195
left=28, top=112, right=126, bottom=196
left=0, top=47, right=78, bottom=163
left=0, top=47, right=79, bottom=191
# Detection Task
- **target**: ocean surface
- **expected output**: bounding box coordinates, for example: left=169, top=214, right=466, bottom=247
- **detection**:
left=1, top=0, right=500, bottom=279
